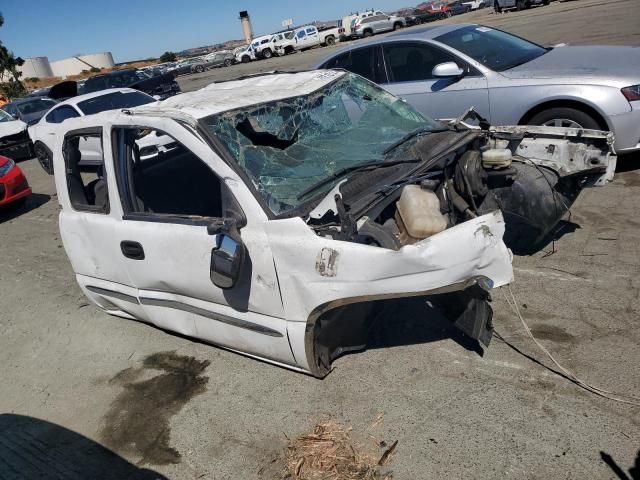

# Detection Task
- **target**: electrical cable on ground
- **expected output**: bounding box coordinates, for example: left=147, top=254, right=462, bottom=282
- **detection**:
left=501, top=284, right=640, bottom=407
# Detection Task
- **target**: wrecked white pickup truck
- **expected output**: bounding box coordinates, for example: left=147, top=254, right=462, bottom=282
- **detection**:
left=51, top=70, right=614, bottom=377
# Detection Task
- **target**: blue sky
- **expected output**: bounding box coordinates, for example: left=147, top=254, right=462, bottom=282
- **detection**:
left=1, top=0, right=413, bottom=63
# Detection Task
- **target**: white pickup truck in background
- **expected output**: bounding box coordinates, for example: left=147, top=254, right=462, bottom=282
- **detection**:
left=275, top=25, right=343, bottom=55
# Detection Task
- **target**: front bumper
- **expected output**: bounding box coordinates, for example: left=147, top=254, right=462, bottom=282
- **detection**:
left=0, top=167, right=31, bottom=206
left=607, top=102, right=640, bottom=154
left=0, top=132, right=33, bottom=161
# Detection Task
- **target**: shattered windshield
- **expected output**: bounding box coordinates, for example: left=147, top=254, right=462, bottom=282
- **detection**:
left=202, top=73, right=438, bottom=215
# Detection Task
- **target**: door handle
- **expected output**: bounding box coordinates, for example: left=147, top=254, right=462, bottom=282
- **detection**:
left=120, top=241, right=145, bottom=260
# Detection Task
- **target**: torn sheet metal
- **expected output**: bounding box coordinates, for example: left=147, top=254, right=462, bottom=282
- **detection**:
left=490, top=125, right=617, bottom=185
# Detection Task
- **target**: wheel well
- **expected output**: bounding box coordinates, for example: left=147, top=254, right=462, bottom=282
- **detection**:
left=363, top=28, right=373, bottom=33
left=519, top=100, right=609, bottom=131
left=34, top=140, right=50, bottom=153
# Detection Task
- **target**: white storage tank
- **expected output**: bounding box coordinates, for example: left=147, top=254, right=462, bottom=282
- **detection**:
left=18, top=57, right=54, bottom=79
left=50, top=52, right=115, bottom=77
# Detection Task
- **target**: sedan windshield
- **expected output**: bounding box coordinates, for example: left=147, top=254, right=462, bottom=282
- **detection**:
left=436, top=25, right=547, bottom=71
left=202, top=73, right=438, bottom=215
left=16, top=98, right=56, bottom=114
left=77, top=91, right=156, bottom=115
left=0, top=109, right=13, bottom=122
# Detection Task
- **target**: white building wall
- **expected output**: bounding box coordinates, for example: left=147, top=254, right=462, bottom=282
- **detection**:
left=50, top=52, right=115, bottom=77
left=18, top=57, right=54, bottom=78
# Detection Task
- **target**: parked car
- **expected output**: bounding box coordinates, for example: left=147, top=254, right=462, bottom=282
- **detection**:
left=446, top=0, right=473, bottom=15
left=351, top=13, right=406, bottom=38
left=1, top=97, right=58, bottom=125
left=494, top=0, right=548, bottom=11
left=168, top=58, right=214, bottom=75
left=340, top=10, right=378, bottom=40
left=274, top=25, right=343, bottom=56
left=204, top=51, right=236, bottom=67
left=462, top=0, right=487, bottom=10
left=0, top=155, right=31, bottom=209
left=0, top=108, right=33, bottom=160
left=80, top=68, right=180, bottom=100
left=318, top=24, right=640, bottom=154
left=404, top=8, right=447, bottom=26
left=29, top=88, right=158, bottom=174
left=48, top=70, right=614, bottom=376
left=236, top=46, right=257, bottom=63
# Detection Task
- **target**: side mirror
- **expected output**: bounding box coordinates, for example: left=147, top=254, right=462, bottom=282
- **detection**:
left=432, top=62, right=465, bottom=78
left=208, top=220, right=246, bottom=289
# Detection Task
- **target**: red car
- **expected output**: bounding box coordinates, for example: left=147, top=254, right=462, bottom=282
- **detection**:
left=0, top=155, right=31, bottom=208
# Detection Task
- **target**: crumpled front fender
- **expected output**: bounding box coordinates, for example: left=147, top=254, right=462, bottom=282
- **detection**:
left=265, top=211, right=513, bottom=374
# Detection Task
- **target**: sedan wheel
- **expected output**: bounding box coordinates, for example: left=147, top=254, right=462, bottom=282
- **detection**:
left=262, top=49, right=272, bottom=59
left=529, top=107, right=600, bottom=131
left=35, top=142, right=53, bottom=175
left=195, top=65, right=204, bottom=73
left=542, top=118, right=584, bottom=129
left=224, top=59, right=233, bottom=67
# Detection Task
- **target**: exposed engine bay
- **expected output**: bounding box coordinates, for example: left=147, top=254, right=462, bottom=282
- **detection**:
left=306, top=121, right=615, bottom=254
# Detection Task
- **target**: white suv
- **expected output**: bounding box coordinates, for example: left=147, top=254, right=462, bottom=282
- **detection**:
left=351, top=12, right=406, bottom=38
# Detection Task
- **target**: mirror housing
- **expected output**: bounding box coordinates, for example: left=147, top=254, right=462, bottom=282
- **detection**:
left=432, top=61, right=465, bottom=78
left=208, top=219, right=246, bottom=289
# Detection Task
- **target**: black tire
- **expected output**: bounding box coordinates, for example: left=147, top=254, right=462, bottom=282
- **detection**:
left=194, top=65, right=204, bottom=73
left=262, top=48, right=273, bottom=59
left=241, top=55, right=250, bottom=63
left=542, top=0, right=550, bottom=4
left=325, top=35, right=336, bottom=46
left=494, top=1, right=502, bottom=12
left=393, top=22, right=403, bottom=30
left=528, top=107, right=601, bottom=130
left=224, top=58, right=233, bottom=67
left=363, top=29, right=373, bottom=37
left=34, top=142, right=53, bottom=175
left=516, top=0, right=525, bottom=10
left=446, top=10, right=453, bottom=17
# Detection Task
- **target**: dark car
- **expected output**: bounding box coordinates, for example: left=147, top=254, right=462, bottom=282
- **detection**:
left=404, top=8, right=447, bottom=25
left=81, top=69, right=180, bottom=99
left=1, top=97, right=58, bottom=125
left=447, top=0, right=473, bottom=15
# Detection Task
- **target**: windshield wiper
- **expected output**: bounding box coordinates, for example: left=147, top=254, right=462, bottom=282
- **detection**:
left=297, top=158, right=421, bottom=201
left=383, top=125, right=449, bottom=155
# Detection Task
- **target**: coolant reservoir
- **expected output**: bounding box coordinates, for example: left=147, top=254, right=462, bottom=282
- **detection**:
left=482, top=148, right=512, bottom=168
left=395, top=185, right=447, bottom=244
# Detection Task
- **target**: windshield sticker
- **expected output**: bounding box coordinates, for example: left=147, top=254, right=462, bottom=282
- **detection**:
left=476, top=26, right=492, bottom=32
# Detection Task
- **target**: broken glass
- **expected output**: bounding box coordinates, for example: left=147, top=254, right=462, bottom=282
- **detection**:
left=202, top=73, right=440, bottom=215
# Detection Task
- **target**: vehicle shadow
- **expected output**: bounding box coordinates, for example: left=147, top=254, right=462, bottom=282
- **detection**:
left=600, top=450, right=640, bottom=480
left=0, top=413, right=168, bottom=480
left=365, top=296, right=485, bottom=355
left=616, top=151, right=640, bottom=173
left=517, top=219, right=582, bottom=256
left=0, top=192, right=51, bottom=223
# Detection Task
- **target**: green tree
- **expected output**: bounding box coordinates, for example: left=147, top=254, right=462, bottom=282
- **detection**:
left=0, top=13, right=26, bottom=98
left=159, top=51, right=176, bottom=63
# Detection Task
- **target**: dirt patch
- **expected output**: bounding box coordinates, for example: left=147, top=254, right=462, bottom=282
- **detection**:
left=530, top=324, right=576, bottom=344
left=100, top=351, right=210, bottom=465
left=263, top=416, right=396, bottom=480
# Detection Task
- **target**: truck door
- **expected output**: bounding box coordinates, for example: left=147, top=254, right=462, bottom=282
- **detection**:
left=304, top=26, right=320, bottom=47
left=56, top=126, right=148, bottom=321
left=108, top=120, right=295, bottom=365
left=380, top=41, right=490, bottom=122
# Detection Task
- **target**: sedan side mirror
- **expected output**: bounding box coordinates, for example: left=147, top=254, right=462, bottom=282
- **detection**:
left=208, top=220, right=246, bottom=289
left=432, top=61, right=465, bottom=78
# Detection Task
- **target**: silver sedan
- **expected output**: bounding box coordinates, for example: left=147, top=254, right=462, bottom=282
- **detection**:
left=317, top=24, right=640, bottom=154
